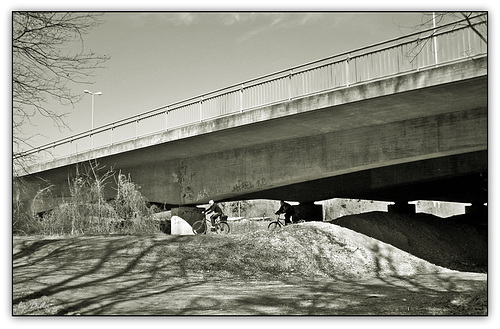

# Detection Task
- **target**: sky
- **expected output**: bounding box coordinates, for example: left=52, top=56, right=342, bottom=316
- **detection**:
left=16, top=11, right=436, bottom=151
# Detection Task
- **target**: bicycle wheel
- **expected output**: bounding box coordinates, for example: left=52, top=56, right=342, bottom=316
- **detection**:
left=216, top=222, right=230, bottom=235
left=192, top=220, right=207, bottom=234
left=268, top=221, right=282, bottom=232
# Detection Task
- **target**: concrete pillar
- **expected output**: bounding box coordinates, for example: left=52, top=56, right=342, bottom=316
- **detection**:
left=294, top=202, right=323, bottom=222
left=170, top=207, right=204, bottom=235
left=388, top=201, right=416, bottom=214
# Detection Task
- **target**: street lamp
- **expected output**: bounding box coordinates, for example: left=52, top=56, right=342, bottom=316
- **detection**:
left=84, top=90, right=102, bottom=148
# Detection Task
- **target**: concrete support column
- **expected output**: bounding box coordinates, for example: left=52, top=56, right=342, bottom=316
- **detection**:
left=170, top=206, right=204, bottom=235
left=388, top=201, right=416, bottom=214
left=294, top=202, right=323, bottom=222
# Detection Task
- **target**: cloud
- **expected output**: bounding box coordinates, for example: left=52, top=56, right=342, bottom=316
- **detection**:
left=131, top=12, right=323, bottom=29
left=220, top=13, right=259, bottom=25
left=118, top=12, right=200, bottom=28
left=221, top=13, right=243, bottom=25
left=164, top=13, right=199, bottom=26
left=124, top=12, right=326, bottom=40
left=266, top=13, right=322, bottom=28
left=236, top=13, right=324, bottom=42
left=164, top=13, right=254, bottom=27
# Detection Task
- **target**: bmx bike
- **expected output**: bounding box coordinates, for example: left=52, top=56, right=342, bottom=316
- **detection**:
left=268, top=214, right=305, bottom=232
left=192, top=214, right=230, bottom=235
left=268, top=214, right=286, bottom=232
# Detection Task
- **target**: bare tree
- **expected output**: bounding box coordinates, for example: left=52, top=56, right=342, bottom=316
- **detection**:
left=420, top=12, right=487, bottom=43
left=12, top=12, right=109, bottom=172
left=402, top=12, right=487, bottom=64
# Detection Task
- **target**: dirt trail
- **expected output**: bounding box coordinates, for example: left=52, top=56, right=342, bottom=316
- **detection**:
left=12, top=212, right=488, bottom=315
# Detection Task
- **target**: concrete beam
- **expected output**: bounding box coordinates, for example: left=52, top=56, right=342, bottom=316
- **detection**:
left=173, top=107, right=486, bottom=205
left=237, top=150, right=487, bottom=204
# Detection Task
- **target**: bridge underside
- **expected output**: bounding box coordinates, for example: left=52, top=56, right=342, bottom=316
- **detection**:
left=25, top=106, right=487, bottom=212
left=21, top=58, right=488, bottom=213
left=27, top=150, right=487, bottom=214
left=225, top=150, right=487, bottom=205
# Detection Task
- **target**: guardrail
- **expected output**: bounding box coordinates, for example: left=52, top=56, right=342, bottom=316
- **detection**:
left=15, top=15, right=487, bottom=166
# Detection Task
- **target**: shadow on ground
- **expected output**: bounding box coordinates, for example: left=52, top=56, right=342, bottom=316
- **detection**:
left=12, top=232, right=486, bottom=316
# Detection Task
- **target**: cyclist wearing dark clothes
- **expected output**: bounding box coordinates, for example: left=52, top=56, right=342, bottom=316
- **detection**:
left=204, top=200, right=223, bottom=229
left=275, top=200, right=295, bottom=225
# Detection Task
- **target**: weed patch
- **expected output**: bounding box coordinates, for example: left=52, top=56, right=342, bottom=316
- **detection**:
left=13, top=161, right=162, bottom=236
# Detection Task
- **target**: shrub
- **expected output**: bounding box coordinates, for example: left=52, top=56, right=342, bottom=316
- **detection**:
left=13, top=178, right=47, bottom=235
left=41, top=201, right=119, bottom=235
left=13, top=161, right=161, bottom=236
left=111, top=172, right=150, bottom=220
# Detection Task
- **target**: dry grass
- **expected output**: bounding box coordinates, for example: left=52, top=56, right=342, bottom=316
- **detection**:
left=227, top=218, right=271, bottom=234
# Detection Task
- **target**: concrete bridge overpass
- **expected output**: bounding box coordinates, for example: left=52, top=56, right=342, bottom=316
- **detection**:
left=16, top=19, right=488, bottom=218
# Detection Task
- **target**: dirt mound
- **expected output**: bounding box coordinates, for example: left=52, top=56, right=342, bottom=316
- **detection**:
left=330, top=211, right=487, bottom=273
left=198, top=221, right=454, bottom=280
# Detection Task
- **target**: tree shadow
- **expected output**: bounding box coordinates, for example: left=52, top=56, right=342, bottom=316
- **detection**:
left=12, top=234, right=486, bottom=316
left=13, top=235, right=208, bottom=314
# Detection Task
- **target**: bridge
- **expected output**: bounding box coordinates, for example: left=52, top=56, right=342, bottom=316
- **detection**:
left=15, top=18, right=487, bottom=219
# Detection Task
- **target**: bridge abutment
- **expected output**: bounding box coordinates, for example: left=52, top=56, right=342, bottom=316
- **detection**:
left=170, top=206, right=203, bottom=234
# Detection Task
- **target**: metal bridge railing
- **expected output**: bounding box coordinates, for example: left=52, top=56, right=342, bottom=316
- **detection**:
left=15, top=15, right=487, bottom=168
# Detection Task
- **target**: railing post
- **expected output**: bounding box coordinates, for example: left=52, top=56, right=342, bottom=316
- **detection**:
left=345, top=53, right=351, bottom=87
left=135, top=116, right=139, bottom=140
left=416, top=38, right=421, bottom=71
left=199, top=96, right=204, bottom=122
left=165, top=107, right=169, bottom=131
left=73, top=140, right=76, bottom=156
left=111, top=124, right=114, bottom=146
left=288, top=70, right=293, bottom=100
left=240, top=84, right=244, bottom=112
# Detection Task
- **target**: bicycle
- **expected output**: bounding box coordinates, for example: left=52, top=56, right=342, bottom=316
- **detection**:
left=268, top=214, right=286, bottom=231
left=192, top=213, right=230, bottom=235
left=268, top=214, right=305, bottom=231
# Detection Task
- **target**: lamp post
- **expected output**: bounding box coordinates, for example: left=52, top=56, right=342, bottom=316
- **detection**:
left=84, top=90, right=102, bottom=148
